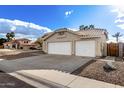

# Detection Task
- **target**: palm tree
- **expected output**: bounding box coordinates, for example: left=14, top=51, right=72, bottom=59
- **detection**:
left=79, top=25, right=95, bottom=30
left=79, top=25, right=85, bottom=30
left=83, top=26, right=89, bottom=30
left=89, top=24, right=95, bottom=29
left=112, top=32, right=123, bottom=42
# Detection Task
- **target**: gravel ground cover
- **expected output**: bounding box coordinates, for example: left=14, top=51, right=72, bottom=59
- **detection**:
left=79, top=61, right=124, bottom=86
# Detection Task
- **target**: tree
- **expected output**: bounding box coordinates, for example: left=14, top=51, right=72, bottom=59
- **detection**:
left=10, top=32, right=15, bottom=39
left=0, top=38, right=7, bottom=45
left=112, top=32, right=123, bottom=42
left=6, top=32, right=15, bottom=41
left=35, top=37, right=43, bottom=47
left=6, top=33, right=11, bottom=41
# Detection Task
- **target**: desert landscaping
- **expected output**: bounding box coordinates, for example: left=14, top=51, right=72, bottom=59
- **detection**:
left=79, top=60, right=124, bottom=86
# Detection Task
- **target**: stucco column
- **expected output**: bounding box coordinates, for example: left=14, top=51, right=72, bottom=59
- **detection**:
left=72, top=40, right=75, bottom=55
left=16, top=44, right=18, bottom=49
left=10, top=44, right=12, bottom=49
left=42, top=41, right=47, bottom=53
left=103, top=43, right=107, bottom=56
left=119, top=43, right=123, bottom=57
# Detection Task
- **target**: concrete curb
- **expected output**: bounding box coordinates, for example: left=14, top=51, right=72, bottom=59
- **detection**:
left=71, top=59, right=95, bottom=75
left=9, top=70, right=124, bottom=88
left=10, top=72, right=68, bottom=88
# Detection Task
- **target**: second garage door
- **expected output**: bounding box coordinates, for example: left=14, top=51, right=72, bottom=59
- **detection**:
left=75, top=41, right=96, bottom=57
left=48, top=42, right=72, bottom=55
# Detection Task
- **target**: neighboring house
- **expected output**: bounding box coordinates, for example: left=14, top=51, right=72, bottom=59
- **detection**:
left=3, top=38, right=36, bottom=50
left=42, top=28, right=108, bottom=57
left=3, top=41, right=14, bottom=49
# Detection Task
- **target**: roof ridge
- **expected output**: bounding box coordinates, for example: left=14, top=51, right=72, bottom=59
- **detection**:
left=78, top=28, right=106, bottom=31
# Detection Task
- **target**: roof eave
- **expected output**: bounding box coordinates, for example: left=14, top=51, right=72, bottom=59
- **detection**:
left=43, top=30, right=81, bottom=41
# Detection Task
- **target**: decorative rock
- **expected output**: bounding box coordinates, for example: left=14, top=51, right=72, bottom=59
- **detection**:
left=103, top=61, right=116, bottom=71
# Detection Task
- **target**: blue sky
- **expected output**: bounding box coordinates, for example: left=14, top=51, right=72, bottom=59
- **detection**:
left=0, top=5, right=124, bottom=42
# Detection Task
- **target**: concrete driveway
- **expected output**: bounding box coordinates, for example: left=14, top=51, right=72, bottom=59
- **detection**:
left=0, top=54, right=93, bottom=73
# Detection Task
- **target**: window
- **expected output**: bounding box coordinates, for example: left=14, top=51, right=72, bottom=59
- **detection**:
left=24, top=41, right=28, bottom=43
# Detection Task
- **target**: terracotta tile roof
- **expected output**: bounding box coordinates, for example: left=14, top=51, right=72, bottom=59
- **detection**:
left=21, top=45, right=36, bottom=46
left=42, top=32, right=54, bottom=40
left=3, top=38, right=32, bottom=44
left=76, top=29, right=107, bottom=36
left=21, top=43, right=36, bottom=46
left=3, top=41, right=13, bottom=44
left=42, top=28, right=108, bottom=40
left=3, top=40, right=16, bottom=44
left=15, top=38, right=31, bottom=41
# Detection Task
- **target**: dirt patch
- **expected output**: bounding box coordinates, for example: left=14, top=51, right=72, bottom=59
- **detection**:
left=79, top=61, right=124, bottom=86
left=0, top=51, right=42, bottom=60
left=0, top=72, right=35, bottom=88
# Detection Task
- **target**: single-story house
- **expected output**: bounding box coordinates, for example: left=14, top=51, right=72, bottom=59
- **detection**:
left=42, top=28, right=108, bottom=57
left=3, top=38, right=37, bottom=50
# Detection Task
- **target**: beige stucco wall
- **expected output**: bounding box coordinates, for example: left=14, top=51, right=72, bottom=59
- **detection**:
left=42, top=31, right=107, bottom=57
left=4, top=44, right=12, bottom=49
left=99, top=34, right=107, bottom=56
left=46, top=32, right=80, bottom=42
left=43, top=32, right=80, bottom=55
left=23, top=46, right=31, bottom=50
left=19, top=45, right=31, bottom=50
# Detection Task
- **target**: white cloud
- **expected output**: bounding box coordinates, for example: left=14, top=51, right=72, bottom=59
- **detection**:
left=65, top=10, right=74, bottom=17
left=11, top=26, right=16, bottom=31
left=0, top=18, right=52, bottom=41
left=111, top=7, right=124, bottom=30
left=112, top=9, right=124, bottom=18
left=68, top=28, right=78, bottom=31
left=111, top=9, right=118, bottom=12
left=117, top=24, right=124, bottom=29
left=15, top=33, right=38, bottom=41
left=115, top=18, right=124, bottom=23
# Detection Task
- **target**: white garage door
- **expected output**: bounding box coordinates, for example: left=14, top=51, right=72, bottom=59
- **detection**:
left=75, top=41, right=96, bottom=57
left=48, top=42, right=72, bottom=55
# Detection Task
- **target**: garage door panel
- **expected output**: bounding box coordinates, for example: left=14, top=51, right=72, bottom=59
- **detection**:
left=75, top=41, right=95, bottom=57
left=48, top=42, right=71, bottom=55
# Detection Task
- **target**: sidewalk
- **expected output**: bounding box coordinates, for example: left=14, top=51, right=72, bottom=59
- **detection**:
left=9, top=69, right=123, bottom=88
